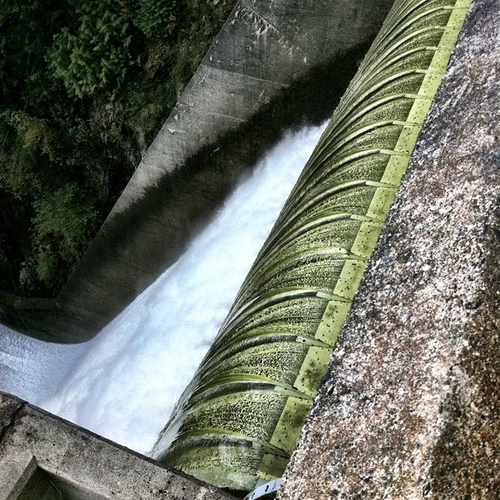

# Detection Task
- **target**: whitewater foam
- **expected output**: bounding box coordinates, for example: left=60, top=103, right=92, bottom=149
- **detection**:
left=0, top=122, right=327, bottom=454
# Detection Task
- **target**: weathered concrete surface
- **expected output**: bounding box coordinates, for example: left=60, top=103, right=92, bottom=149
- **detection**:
left=278, top=0, right=499, bottom=498
left=110, top=0, right=394, bottom=213
left=0, top=392, right=237, bottom=500
left=0, top=0, right=395, bottom=342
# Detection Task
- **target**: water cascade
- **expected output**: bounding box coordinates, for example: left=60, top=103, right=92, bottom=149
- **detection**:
left=152, top=0, right=472, bottom=494
left=0, top=123, right=327, bottom=454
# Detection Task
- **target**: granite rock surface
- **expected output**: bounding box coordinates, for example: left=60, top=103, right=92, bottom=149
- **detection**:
left=278, top=0, right=499, bottom=497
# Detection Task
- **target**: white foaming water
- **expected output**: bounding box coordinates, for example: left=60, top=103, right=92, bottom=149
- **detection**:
left=0, top=122, right=327, bottom=455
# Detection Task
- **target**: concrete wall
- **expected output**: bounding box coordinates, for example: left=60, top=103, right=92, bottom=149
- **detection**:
left=278, top=0, right=499, bottom=497
left=0, top=2, right=497, bottom=498
left=0, top=0, right=394, bottom=343
left=0, top=392, right=237, bottom=500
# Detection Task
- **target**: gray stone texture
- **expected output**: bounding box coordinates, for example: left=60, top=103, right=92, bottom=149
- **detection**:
left=0, top=392, right=236, bottom=500
left=0, top=0, right=394, bottom=342
left=278, top=0, right=499, bottom=498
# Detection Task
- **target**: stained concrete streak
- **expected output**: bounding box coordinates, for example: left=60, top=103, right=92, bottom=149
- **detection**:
left=278, top=0, right=499, bottom=498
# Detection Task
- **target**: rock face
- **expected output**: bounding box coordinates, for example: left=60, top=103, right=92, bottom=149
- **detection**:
left=278, top=0, right=499, bottom=498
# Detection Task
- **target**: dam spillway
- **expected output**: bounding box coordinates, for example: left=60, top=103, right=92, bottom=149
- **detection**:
left=151, top=0, right=475, bottom=493
left=0, top=0, right=394, bottom=343
left=0, top=0, right=498, bottom=498
left=0, top=123, right=328, bottom=454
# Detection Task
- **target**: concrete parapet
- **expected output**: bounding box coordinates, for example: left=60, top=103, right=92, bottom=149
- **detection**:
left=278, top=0, right=499, bottom=497
left=0, top=392, right=236, bottom=500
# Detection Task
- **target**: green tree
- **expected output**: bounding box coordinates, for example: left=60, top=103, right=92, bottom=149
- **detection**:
left=31, top=183, right=99, bottom=287
left=135, top=0, right=183, bottom=39
left=0, top=0, right=65, bottom=102
left=49, top=0, right=134, bottom=98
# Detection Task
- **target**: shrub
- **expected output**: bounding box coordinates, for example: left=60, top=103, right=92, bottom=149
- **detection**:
left=48, top=0, right=133, bottom=98
left=32, top=183, right=99, bottom=263
left=135, top=0, right=183, bottom=39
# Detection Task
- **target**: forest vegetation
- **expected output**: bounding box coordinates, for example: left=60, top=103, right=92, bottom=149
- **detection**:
left=0, top=0, right=236, bottom=298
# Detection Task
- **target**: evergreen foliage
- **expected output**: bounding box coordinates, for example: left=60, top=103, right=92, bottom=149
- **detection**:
left=31, top=183, right=99, bottom=289
left=0, top=0, right=236, bottom=297
left=49, top=0, right=134, bottom=98
left=135, top=0, right=182, bottom=38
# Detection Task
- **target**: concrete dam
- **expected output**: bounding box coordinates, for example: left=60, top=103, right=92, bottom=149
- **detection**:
left=0, top=0, right=498, bottom=499
left=0, top=0, right=394, bottom=344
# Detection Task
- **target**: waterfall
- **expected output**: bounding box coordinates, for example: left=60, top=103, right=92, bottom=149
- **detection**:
left=0, top=121, right=327, bottom=455
left=152, top=0, right=474, bottom=492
